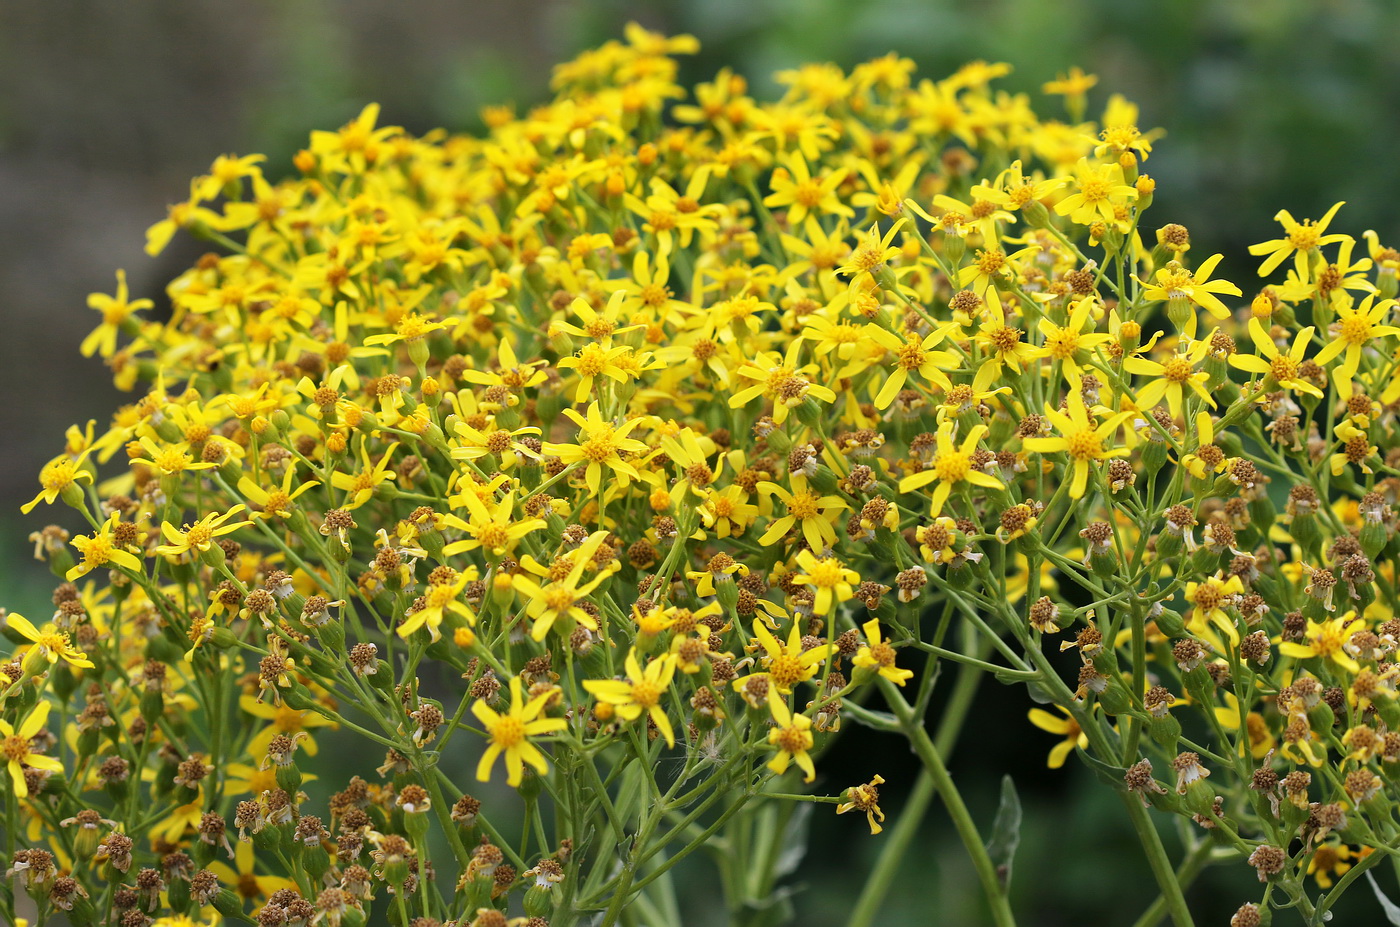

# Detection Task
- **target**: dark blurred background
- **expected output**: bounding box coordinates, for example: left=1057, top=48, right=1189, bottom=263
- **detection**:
left=4, top=1, right=1399, bottom=923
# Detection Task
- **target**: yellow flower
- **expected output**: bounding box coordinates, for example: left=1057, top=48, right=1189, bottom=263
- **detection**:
left=756, top=474, right=848, bottom=550
left=1312, top=293, right=1400, bottom=398
left=155, top=506, right=252, bottom=560
left=543, top=403, right=649, bottom=497
left=584, top=650, right=679, bottom=747
left=898, top=421, right=1001, bottom=515
left=763, top=152, right=851, bottom=229
left=738, top=619, right=834, bottom=694
left=766, top=688, right=816, bottom=782
left=1140, top=255, right=1241, bottom=340
left=397, top=572, right=474, bottom=643
left=21, top=453, right=93, bottom=514
left=1229, top=320, right=1323, bottom=398
left=209, top=840, right=298, bottom=904
left=1278, top=612, right=1366, bottom=675
left=0, top=701, right=63, bottom=798
left=867, top=324, right=960, bottom=410
left=441, top=486, right=545, bottom=559
left=67, top=511, right=143, bottom=581
left=792, top=549, right=859, bottom=616
left=1307, top=842, right=1360, bottom=890
left=1053, top=159, right=1136, bottom=226
left=512, top=531, right=617, bottom=641
left=330, top=437, right=401, bottom=510
left=6, top=613, right=94, bottom=672
left=1034, top=296, right=1114, bottom=386
left=473, top=676, right=567, bottom=788
left=1184, top=573, right=1245, bottom=646
left=852, top=619, right=913, bottom=686
left=1125, top=338, right=1215, bottom=420
left=82, top=270, right=152, bottom=359
left=836, top=774, right=887, bottom=835
left=1022, top=389, right=1132, bottom=499
left=1248, top=201, right=1348, bottom=278
left=1027, top=705, right=1089, bottom=769
left=237, top=470, right=321, bottom=520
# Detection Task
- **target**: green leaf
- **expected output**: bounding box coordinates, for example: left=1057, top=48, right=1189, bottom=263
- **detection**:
left=985, top=775, right=1023, bottom=889
left=1077, top=751, right=1131, bottom=791
left=774, top=801, right=813, bottom=879
left=1367, top=872, right=1400, bottom=925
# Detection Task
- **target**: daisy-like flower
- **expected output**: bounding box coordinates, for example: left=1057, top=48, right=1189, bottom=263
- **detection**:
left=1278, top=612, right=1367, bottom=675
left=1124, top=337, right=1215, bottom=420
left=792, top=549, right=859, bottom=616
left=851, top=618, right=913, bottom=686
left=836, top=774, right=887, bottom=835
left=67, top=511, right=143, bottom=581
left=756, top=474, right=848, bottom=550
left=329, top=438, right=401, bottom=510
left=21, top=453, right=93, bottom=514
left=6, top=613, right=95, bottom=672
left=441, top=486, right=545, bottom=559
left=1312, top=293, right=1399, bottom=398
left=727, top=342, right=838, bottom=424
left=1184, top=573, right=1245, bottom=646
left=512, top=531, right=617, bottom=641
left=1229, top=320, right=1322, bottom=398
left=543, top=403, right=649, bottom=497
left=237, top=470, right=321, bottom=520
left=1053, top=159, right=1136, bottom=226
left=1248, top=201, right=1348, bottom=278
left=82, top=269, right=152, bottom=359
left=763, top=152, right=851, bottom=229
left=397, top=572, right=474, bottom=642
left=897, top=421, right=1001, bottom=515
left=1140, top=255, right=1241, bottom=340
left=736, top=619, right=834, bottom=694
left=766, top=689, right=816, bottom=782
left=583, top=650, right=679, bottom=747
left=1022, top=389, right=1132, bottom=499
left=0, top=701, right=62, bottom=798
left=155, top=506, right=252, bottom=560
left=867, top=323, right=962, bottom=409
left=1034, top=297, right=1113, bottom=386
left=473, top=676, right=568, bottom=787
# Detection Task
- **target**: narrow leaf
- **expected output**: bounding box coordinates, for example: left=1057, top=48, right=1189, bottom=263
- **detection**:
left=1367, top=872, right=1400, bottom=925
left=985, top=775, right=1023, bottom=889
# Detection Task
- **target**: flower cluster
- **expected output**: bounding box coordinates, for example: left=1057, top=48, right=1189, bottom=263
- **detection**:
left=9, top=23, right=1400, bottom=927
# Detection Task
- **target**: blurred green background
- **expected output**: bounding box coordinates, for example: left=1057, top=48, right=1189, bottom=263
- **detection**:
left=4, top=0, right=1400, bottom=922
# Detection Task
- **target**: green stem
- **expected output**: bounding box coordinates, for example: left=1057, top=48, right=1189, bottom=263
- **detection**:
left=878, top=676, right=1016, bottom=927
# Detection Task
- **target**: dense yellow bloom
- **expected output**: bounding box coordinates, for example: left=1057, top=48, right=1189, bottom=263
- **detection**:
left=155, top=506, right=252, bottom=559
